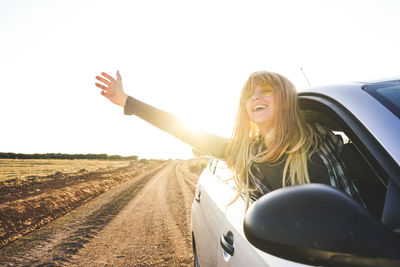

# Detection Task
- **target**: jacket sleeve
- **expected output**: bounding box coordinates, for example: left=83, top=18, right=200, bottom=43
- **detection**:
left=124, top=96, right=228, bottom=159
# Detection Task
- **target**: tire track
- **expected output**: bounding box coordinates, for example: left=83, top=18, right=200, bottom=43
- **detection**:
left=174, top=161, right=196, bottom=230
left=155, top=162, right=192, bottom=265
left=72, top=160, right=199, bottom=266
left=162, top=160, right=202, bottom=256
left=72, top=162, right=180, bottom=266
left=176, top=161, right=198, bottom=192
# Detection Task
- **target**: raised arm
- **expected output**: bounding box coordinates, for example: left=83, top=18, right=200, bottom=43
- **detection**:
left=95, top=71, right=228, bottom=159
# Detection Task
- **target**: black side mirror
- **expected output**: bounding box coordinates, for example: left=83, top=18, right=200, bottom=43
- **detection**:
left=243, top=184, right=400, bottom=267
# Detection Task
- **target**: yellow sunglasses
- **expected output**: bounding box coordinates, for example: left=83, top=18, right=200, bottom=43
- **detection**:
left=241, top=88, right=274, bottom=103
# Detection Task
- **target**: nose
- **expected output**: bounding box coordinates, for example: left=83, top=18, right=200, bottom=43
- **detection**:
left=251, top=91, right=262, bottom=101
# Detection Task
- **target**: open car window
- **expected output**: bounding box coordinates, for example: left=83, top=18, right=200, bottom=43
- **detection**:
left=300, top=101, right=389, bottom=220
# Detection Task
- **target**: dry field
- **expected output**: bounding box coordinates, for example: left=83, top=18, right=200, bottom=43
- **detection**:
left=0, top=159, right=132, bottom=182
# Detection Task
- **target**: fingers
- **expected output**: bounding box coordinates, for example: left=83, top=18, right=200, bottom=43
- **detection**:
left=95, top=82, right=107, bottom=90
left=95, top=76, right=111, bottom=86
left=101, top=72, right=115, bottom=82
left=95, top=71, right=121, bottom=99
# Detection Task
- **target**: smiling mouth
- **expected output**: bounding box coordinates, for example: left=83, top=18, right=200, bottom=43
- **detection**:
left=253, top=105, right=267, bottom=112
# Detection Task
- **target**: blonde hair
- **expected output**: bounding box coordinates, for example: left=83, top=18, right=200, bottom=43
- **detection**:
left=225, top=71, right=321, bottom=209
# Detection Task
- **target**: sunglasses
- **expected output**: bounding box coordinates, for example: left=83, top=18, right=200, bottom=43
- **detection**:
left=241, top=88, right=274, bottom=103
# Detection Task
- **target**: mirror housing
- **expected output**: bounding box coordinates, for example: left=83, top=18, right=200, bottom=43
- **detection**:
left=244, top=184, right=400, bottom=266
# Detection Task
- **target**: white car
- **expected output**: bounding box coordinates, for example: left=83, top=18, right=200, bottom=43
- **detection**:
left=191, top=78, right=400, bottom=266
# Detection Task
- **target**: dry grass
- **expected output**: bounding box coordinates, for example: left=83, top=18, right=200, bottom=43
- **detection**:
left=0, top=159, right=132, bottom=182
left=188, top=158, right=209, bottom=174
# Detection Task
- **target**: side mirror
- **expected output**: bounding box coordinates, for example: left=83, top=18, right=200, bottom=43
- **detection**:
left=243, top=184, right=400, bottom=266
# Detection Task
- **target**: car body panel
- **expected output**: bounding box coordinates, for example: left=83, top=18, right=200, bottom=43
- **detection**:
left=191, top=160, right=232, bottom=266
left=217, top=179, right=310, bottom=267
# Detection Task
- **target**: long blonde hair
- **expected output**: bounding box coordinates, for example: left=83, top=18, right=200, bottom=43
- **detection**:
left=225, top=71, right=321, bottom=208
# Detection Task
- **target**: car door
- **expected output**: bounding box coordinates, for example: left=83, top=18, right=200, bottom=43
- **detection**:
left=216, top=178, right=311, bottom=267
left=191, top=159, right=233, bottom=266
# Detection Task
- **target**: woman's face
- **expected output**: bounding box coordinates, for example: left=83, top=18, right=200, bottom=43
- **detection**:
left=244, top=84, right=276, bottom=134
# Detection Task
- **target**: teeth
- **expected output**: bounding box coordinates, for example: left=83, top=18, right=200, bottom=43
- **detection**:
left=253, top=105, right=266, bottom=112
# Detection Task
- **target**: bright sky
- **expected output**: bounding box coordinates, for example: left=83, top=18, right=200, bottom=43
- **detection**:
left=1, top=0, right=399, bottom=159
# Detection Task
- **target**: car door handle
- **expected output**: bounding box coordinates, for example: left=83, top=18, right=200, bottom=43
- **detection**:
left=195, top=189, right=201, bottom=202
left=220, top=231, right=234, bottom=256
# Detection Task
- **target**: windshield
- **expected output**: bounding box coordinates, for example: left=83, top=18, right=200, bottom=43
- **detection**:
left=363, top=80, right=400, bottom=119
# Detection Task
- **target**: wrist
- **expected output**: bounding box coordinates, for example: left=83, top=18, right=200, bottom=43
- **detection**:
left=120, top=94, right=128, bottom=107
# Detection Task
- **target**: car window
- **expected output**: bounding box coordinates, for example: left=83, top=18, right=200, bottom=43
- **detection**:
left=300, top=102, right=389, bottom=220
left=363, top=81, right=400, bottom=119
left=320, top=122, right=386, bottom=219
left=338, top=132, right=387, bottom=219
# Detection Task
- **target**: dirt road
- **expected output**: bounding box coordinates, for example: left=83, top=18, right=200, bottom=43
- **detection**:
left=0, top=159, right=203, bottom=266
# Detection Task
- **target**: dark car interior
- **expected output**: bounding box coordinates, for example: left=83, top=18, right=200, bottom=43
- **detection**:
left=301, top=107, right=387, bottom=221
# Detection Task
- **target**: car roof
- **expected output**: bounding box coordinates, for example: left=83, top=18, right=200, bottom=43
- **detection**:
left=298, top=80, right=400, bottom=168
left=355, top=76, right=400, bottom=84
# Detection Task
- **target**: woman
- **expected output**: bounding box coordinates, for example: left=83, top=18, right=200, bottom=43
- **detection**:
left=95, top=70, right=363, bottom=208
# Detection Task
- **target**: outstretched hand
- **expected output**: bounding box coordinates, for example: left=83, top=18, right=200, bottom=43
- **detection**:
left=95, top=71, right=128, bottom=107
